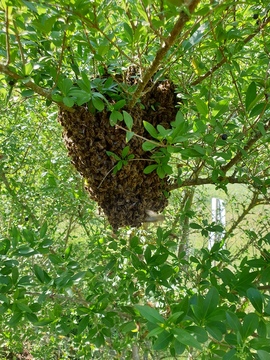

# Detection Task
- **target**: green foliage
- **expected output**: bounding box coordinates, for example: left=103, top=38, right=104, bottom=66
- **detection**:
left=106, top=145, right=135, bottom=173
left=0, top=0, right=270, bottom=358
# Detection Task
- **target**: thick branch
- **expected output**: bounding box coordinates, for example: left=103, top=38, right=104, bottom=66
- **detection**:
left=129, top=0, right=201, bottom=108
left=168, top=174, right=245, bottom=191
left=0, top=63, right=74, bottom=112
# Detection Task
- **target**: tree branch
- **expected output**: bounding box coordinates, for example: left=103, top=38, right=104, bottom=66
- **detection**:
left=225, top=191, right=260, bottom=240
left=13, top=20, right=26, bottom=66
left=0, top=63, right=74, bottom=112
left=5, top=6, right=10, bottom=65
left=168, top=174, right=246, bottom=191
left=128, top=0, right=201, bottom=108
left=220, top=119, right=270, bottom=173
left=191, top=16, right=270, bottom=86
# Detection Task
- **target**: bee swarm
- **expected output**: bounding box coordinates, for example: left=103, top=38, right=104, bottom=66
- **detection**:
left=58, top=79, right=177, bottom=230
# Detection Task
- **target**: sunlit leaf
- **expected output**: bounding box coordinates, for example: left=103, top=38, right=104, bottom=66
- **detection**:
left=135, top=305, right=164, bottom=324
left=245, top=82, right=257, bottom=111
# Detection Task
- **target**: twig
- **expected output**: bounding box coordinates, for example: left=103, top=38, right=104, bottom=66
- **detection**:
left=54, top=19, right=68, bottom=88
left=168, top=174, right=253, bottom=191
left=191, top=16, right=270, bottom=86
left=97, top=164, right=117, bottom=189
left=5, top=6, right=10, bottom=65
left=115, top=124, right=166, bottom=147
left=140, top=0, right=165, bottom=41
left=74, top=10, right=139, bottom=66
left=128, top=0, right=201, bottom=108
left=13, top=20, right=26, bottom=65
left=220, top=119, right=270, bottom=173
left=225, top=192, right=260, bottom=241
left=0, top=63, right=74, bottom=112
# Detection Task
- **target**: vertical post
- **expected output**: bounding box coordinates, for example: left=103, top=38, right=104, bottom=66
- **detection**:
left=209, top=198, right=226, bottom=249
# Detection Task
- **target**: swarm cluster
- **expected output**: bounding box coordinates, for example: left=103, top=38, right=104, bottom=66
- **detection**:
left=58, top=79, right=177, bottom=229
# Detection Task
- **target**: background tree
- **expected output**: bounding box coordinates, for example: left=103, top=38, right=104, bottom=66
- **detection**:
left=0, top=0, right=270, bottom=359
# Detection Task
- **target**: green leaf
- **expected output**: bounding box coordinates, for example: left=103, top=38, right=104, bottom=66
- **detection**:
left=257, top=350, right=270, bottom=360
left=63, top=97, right=75, bottom=108
left=23, top=62, right=33, bottom=76
left=21, top=0, right=38, bottom=13
left=17, top=245, right=36, bottom=256
left=126, top=131, right=134, bottom=142
left=157, top=166, right=166, bottom=179
left=33, top=264, right=45, bottom=283
left=174, top=110, right=185, bottom=126
left=59, top=78, right=73, bottom=96
left=21, top=89, right=35, bottom=97
left=250, top=103, right=266, bottom=117
left=123, top=111, right=133, bottom=130
left=167, top=312, right=184, bottom=325
left=68, top=89, right=91, bottom=106
left=157, top=124, right=170, bottom=137
left=121, top=146, right=130, bottom=158
left=29, top=303, right=41, bottom=312
left=33, top=318, right=53, bottom=327
left=226, top=311, right=242, bottom=333
left=65, top=245, right=72, bottom=259
left=190, top=222, right=202, bottom=229
left=242, top=313, right=259, bottom=340
left=106, top=151, right=121, bottom=161
left=203, top=287, right=219, bottom=317
left=147, top=326, right=164, bottom=337
left=16, top=302, right=32, bottom=313
left=39, top=222, right=47, bottom=238
left=12, top=267, right=18, bottom=284
left=143, top=121, right=159, bottom=139
left=8, top=312, right=23, bottom=327
left=153, top=330, right=173, bottom=350
left=181, top=148, right=202, bottom=158
left=246, top=288, right=263, bottom=313
left=110, top=110, right=123, bottom=126
left=142, top=141, right=157, bottom=151
left=113, top=99, right=126, bottom=110
left=194, top=97, right=208, bottom=117
left=25, top=312, right=38, bottom=324
left=223, top=349, right=237, bottom=360
left=173, top=328, right=202, bottom=349
left=159, top=264, right=174, bottom=280
left=184, top=22, right=208, bottom=50
left=92, top=96, right=105, bottom=111
left=257, top=121, right=266, bottom=136
left=206, top=322, right=223, bottom=341
left=173, top=339, right=186, bottom=355
left=144, top=164, right=158, bottom=174
left=77, top=315, right=90, bottom=335
left=245, top=82, right=257, bottom=111
left=49, top=254, right=64, bottom=265
left=135, top=305, right=164, bottom=324
left=121, top=321, right=137, bottom=333
left=123, top=22, right=133, bottom=42
left=193, top=144, right=206, bottom=155
left=186, top=326, right=208, bottom=343
left=81, top=71, right=91, bottom=92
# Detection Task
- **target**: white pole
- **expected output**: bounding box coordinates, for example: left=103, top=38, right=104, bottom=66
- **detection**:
left=209, top=198, right=226, bottom=249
